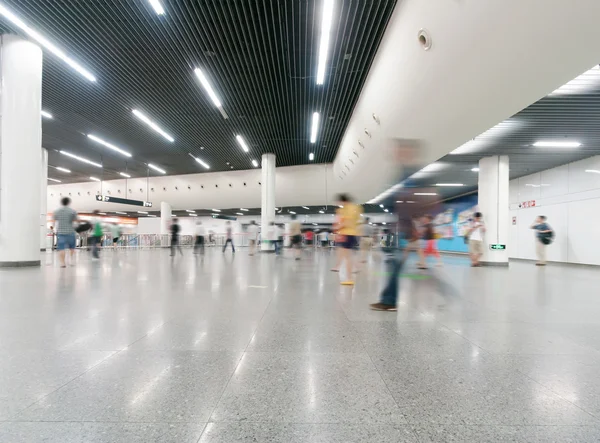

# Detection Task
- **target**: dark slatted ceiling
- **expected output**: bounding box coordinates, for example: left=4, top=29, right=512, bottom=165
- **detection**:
left=0, top=0, right=397, bottom=184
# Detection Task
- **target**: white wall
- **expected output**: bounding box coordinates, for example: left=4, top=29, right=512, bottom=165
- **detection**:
left=509, top=156, right=600, bottom=265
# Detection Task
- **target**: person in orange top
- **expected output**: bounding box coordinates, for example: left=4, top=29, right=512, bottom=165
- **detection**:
left=331, top=193, right=363, bottom=285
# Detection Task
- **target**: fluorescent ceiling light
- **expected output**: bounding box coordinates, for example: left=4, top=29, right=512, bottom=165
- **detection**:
left=48, top=178, right=61, bottom=183
left=406, top=201, right=415, bottom=203
left=212, top=209, right=221, bottom=212
left=585, top=169, right=600, bottom=174
left=310, top=112, right=320, bottom=143
left=132, top=109, right=174, bottom=142
left=396, top=200, right=403, bottom=203
left=533, top=140, right=581, bottom=148
left=97, top=212, right=107, bottom=215
left=56, top=167, right=71, bottom=173
left=316, top=0, right=334, bottom=85
left=550, top=65, right=600, bottom=96
left=436, top=183, right=464, bottom=187
left=240, top=208, right=249, bottom=211
left=236, top=135, right=249, bottom=152
left=148, top=163, right=166, bottom=174
left=302, top=206, right=310, bottom=210
left=319, top=210, right=324, bottom=214
left=115, top=211, right=127, bottom=215
left=236, top=212, right=244, bottom=216
left=89, top=176, right=101, bottom=182
left=60, top=150, right=102, bottom=168
left=120, top=172, right=131, bottom=178
left=148, top=215, right=157, bottom=217
left=189, top=214, right=197, bottom=217
left=0, top=3, right=96, bottom=81
left=195, top=157, right=210, bottom=169
left=450, top=120, right=522, bottom=155
left=309, top=152, right=315, bottom=161
left=379, top=204, right=384, bottom=208
left=471, top=167, right=479, bottom=172
left=414, top=192, right=437, bottom=196
left=41, top=110, right=53, bottom=119
left=186, top=210, right=196, bottom=213
left=87, top=134, right=132, bottom=157
left=252, top=159, right=259, bottom=167
left=312, top=223, right=318, bottom=226
left=384, top=209, right=389, bottom=212
left=289, top=211, right=296, bottom=214
left=137, top=211, right=148, bottom=214
left=188, top=153, right=209, bottom=169
left=148, top=0, right=165, bottom=15
left=194, top=68, right=222, bottom=108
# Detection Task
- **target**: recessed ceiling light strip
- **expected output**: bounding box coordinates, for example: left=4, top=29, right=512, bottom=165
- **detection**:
left=0, top=2, right=96, bottom=81
left=132, top=109, right=174, bottom=142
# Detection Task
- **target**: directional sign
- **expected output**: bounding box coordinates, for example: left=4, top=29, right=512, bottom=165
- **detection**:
left=212, top=214, right=237, bottom=221
left=95, top=195, right=152, bottom=207
left=490, top=244, right=506, bottom=250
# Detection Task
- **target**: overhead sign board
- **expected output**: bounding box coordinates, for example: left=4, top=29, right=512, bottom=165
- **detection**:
left=212, top=214, right=237, bottom=221
left=489, top=244, right=506, bottom=250
left=95, top=195, right=152, bottom=207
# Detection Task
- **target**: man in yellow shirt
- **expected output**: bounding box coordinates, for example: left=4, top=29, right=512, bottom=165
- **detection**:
left=331, top=193, right=363, bottom=285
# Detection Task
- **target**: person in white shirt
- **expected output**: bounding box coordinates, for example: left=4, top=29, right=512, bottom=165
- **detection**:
left=468, top=212, right=485, bottom=267
left=194, top=221, right=205, bottom=255
left=248, top=220, right=259, bottom=256
left=319, top=230, right=329, bottom=248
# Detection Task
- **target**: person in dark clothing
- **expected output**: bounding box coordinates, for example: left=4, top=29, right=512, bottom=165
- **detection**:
left=170, top=218, right=183, bottom=257
left=222, top=221, right=235, bottom=253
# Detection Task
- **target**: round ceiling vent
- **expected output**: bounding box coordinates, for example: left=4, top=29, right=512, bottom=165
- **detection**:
left=418, top=29, right=432, bottom=51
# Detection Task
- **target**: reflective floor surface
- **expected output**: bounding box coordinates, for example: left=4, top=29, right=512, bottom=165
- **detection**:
left=1, top=247, right=600, bottom=442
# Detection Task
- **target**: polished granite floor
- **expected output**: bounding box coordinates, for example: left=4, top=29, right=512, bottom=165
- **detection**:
left=1, top=247, right=600, bottom=442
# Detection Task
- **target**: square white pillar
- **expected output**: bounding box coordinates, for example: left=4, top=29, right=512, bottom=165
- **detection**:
left=478, top=155, right=509, bottom=266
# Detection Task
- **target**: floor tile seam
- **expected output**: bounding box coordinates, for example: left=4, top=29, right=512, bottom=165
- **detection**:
left=7, top=347, right=129, bottom=421
left=507, top=366, right=600, bottom=422
left=204, top=289, right=276, bottom=424
left=436, top=323, right=498, bottom=357
left=353, top=320, right=415, bottom=431
left=2, top=419, right=206, bottom=424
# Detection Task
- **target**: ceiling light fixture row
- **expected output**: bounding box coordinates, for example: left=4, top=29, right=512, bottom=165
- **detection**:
left=0, top=3, right=96, bottom=81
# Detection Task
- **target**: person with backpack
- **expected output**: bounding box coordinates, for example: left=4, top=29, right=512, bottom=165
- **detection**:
left=531, top=215, right=553, bottom=266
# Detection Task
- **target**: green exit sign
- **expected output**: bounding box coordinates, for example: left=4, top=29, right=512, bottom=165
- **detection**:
left=490, top=244, right=506, bottom=250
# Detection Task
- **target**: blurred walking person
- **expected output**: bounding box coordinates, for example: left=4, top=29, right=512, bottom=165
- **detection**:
left=403, top=215, right=426, bottom=269
left=360, top=218, right=374, bottom=263
left=194, top=221, right=205, bottom=255
left=110, top=223, right=121, bottom=250
left=467, top=212, right=485, bottom=267
left=531, top=215, right=553, bottom=266
left=222, top=221, right=235, bottom=253
left=53, top=197, right=78, bottom=268
left=289, top=215, right=303, bottom=260
left=248, top=220, right=259, bottom=256
left=90, top=210, right=103, bottom=260
left=170, top=217, right=183, bottom=257
left=422, top=215, right=443, bottom=267
left=331, top=194, right=363, bottom=285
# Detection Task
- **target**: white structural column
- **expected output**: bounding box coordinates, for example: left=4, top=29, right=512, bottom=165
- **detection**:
left=0, top=35, right=43, bottom=267
left=160, top=201, right=172, bottom=246
left=40, top=148, right=48, bottom=250
left=261, top=153, right=276, bottom=251
left=478, top=155, right=509, bottom=266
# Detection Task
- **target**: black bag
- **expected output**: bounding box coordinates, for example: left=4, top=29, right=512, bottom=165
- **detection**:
left=75, top=221, right=91, bottom=233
